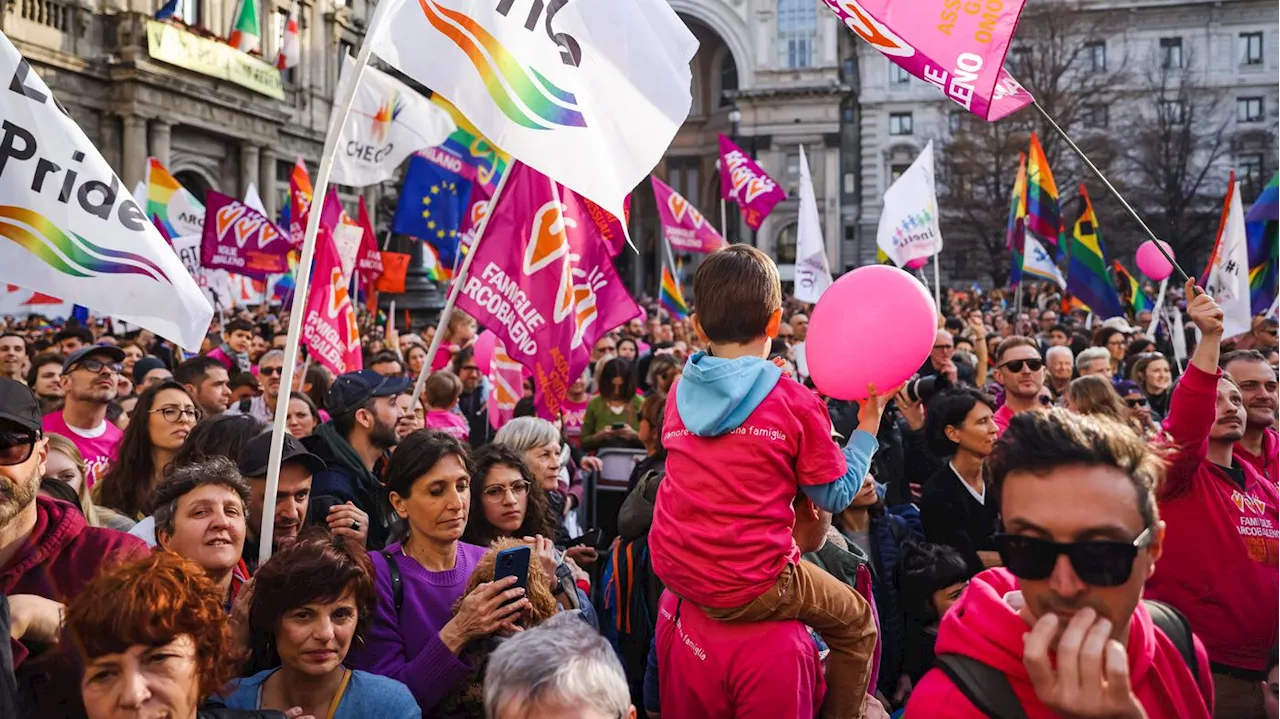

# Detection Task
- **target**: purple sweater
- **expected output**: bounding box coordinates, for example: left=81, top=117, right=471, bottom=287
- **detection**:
left=346, top=540, right=487, bottom=715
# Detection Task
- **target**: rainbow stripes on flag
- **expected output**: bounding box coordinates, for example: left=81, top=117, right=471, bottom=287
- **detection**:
left=1006, top=152, right=1028, bottom=287
left=660, top=266, right=689, bottom=320
left=423, top=243, right=453, bottom=282
left=1026, top=133, right=1065, bottom=254
left=1246, top=173, right=1278, bottom=316
left=1067, top=185, right=1125, bottom=319
left=1112, top=261, right=1153, bottom=314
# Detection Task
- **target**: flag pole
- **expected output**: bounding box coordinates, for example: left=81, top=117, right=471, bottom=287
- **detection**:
left=719, top=198, right=728, bottom=241
left=1030, top=100, right=1190, bottom=285
left=408, top=162, right=514, bottom=414
left=258, top=31, right=376, bottom=566
left=1147, top=277, right=1168, bottom=336
left=932, top=253, right=942, bottom=313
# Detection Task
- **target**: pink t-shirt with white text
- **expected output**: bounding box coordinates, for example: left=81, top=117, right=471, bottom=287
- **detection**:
left=655, top=591, right=824, bottom=718
left=425, top=409, right=470, bottom=442
left=42, top=412, right=123, bottom=489
left=649, top=377, right=846, bottom=608
left=561, top=397, right=589, bottom=448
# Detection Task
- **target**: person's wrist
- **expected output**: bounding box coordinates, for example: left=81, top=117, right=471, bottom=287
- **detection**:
left=439, top=619, right=466, bottom=653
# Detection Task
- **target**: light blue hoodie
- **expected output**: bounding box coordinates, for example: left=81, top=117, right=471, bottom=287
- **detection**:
left=675, top=351, right=878, bottom=512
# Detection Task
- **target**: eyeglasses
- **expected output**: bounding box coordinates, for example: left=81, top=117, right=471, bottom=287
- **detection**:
left=0, top=429, right=38, bottom=466
left=482, top=480, right=531, bottom=502
left=933, top=344, right=955, bottom=351
left=149, top=407, right=202, bottom=423
left=1106, top=339, right=1127, bottom=347
left=999, top=358, right=1044, bottom=373
left=994, top=527, right=1152, bottom=587
left=72, top=359, right=122, bottom=375
left=1125, top=397, right=1149, bottom=408
left=259, top=366, right=284, bottom=377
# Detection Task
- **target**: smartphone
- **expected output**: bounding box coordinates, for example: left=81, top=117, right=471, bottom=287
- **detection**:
left=493, top=545, right=531, bottom=608
left=610, top=422, right=625, bottom=430
left=565, top=528, right=602, bottom=549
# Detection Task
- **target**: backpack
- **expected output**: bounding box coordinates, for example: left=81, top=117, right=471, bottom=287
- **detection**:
left=597, top=535, right=663, bottom=711
left=935, top=600, right=1199, bottom=719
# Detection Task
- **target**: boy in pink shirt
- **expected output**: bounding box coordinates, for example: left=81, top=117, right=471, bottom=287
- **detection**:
left=423, top=371, right=470, bottom=442
left=649, top=245, right=883, bottom=718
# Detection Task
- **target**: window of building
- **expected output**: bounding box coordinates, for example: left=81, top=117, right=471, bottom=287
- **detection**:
left=889, top=62, right=910, bottom=85
left=777, top=0, right=816, bottom=69
left=775, top=223, right=797, bottom=265
left=841, top=58, right=854, bottom=79
left=843, top=171, right=855, bottom=195
left=1084, top=41, right=1106, bottom=73
left=1238, top=97, right=1264, bottom=123
left=667, top=156, right=701, bottom=210
left=1239, top=154, right=1265, bottom=196
left=1160, top=99, right=1185, bottom=124
left=842, top=105, right=854, bottom=123
left=1083, top=104, right=1108, bottom=129
left=179, top=0, right=201, bottom=27
left=843, top=225, right=855, bottom=243
left=1159, top=37, right=1183, bottom=69
left=719, top=53, right=738, bottom=107
left=1240, top=32, right=1264, bottom=66
left=889, top=163, right=911, bottom=182
left=889, top=112, right=913, bottom=136
left=785, top=151, right=801, bottom=194
left=273, top=9, right=295, bottom=83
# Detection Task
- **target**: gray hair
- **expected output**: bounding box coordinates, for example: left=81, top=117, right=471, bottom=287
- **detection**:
left=259, top=349, right=285, bottom=366
left=493, top=416, right=560, bottom=454
left=483, top=612, right=631, bottom=719
left=1076, top=347, right=1110, bottom=372
left=1046, top=345, right=1074, bottom=364
left=153, top=457, right=251, bottom=537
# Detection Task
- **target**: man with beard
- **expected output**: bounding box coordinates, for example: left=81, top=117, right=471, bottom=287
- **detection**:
left=1146, top=280, right=1278, bottom=718
left=24, top=353, right=63, bottom=416
left=990, top=336, right=1046, bottom=436
left=235, top=432, right=366, bottom=571
left=452, top=347, right=493, bottom=447
left=0, top=379, right=147, bottom=714
left=304, top=370, right=408, bottom=550
left=0, top=335, right=26, bottom=384
left=175, top=355, right=233, bottom=417
left=1222, top=349, right=1279, bottom=486
left=224, top=350, right=283, bottom=422
left=41, top=346, right=126, bottom=487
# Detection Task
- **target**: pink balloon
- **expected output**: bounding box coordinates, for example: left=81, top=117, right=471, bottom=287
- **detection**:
left=905, top=256, right=929, bottom=270
left=1135, top=240, right=1176, bottom=282
left=472, top=330, right=497, bottom=376
left=807, top=265, right=937, bottom=401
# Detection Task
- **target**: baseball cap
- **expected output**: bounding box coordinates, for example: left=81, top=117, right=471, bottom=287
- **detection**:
left=133, top=357, right=168, bottom=385
left=237, top=432, right=327, bottom=479
left=0, top=378, right=42, bottom=433
left=327, top=370, right=412, bottom=416
left=63, top=345, right=126, bottom=373
left=1101, top=317, right=1138, bottom=335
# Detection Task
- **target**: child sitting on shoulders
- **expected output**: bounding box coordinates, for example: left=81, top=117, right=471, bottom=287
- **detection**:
left=423, top=371, right=470, bottom=443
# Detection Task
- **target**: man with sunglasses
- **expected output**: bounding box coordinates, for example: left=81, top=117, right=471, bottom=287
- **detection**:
left=40, top=346, right=126, bottom=488
left=1222, top=349, right=1279, bottom=486
left=1146, top=281, right=1279, bottom=718
left=223, top=350, right=283, bottom=423
left=906, top=407, right=1214, bottom=718
left=990, top=336, right=1046, bottom=436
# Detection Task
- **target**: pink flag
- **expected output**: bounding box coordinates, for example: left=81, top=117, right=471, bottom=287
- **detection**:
left=820, top=0, right=1032, bottom=121
left=718, top=135, right=786, bottom=231
left=487, top=337, right=524, bottom=430
left=200, top=190, right=290, bottom=279
left=456, top=163, right=641, bottom=420
left=356, top=196, right=384, bottom=281
left=651, top=176, right=725, bottom=254
left=302, top=211, right=362, bottom=376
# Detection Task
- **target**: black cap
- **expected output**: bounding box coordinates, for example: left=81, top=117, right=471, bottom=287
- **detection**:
left=0, top=378, right=42, bottom=432
left=63, top=345, right=126, bottom=372
left=327, top=370, right=412, bottom=416
left=237, top=432, right=327, bottom=479
left=133, top=357, right=168, bottom=385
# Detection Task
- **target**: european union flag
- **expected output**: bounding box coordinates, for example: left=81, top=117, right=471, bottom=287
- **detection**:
left=392, top=154, right=473, bottom=271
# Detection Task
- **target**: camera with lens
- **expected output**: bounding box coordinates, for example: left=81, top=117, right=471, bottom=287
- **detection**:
left=904, top=374, right=951, bottom=404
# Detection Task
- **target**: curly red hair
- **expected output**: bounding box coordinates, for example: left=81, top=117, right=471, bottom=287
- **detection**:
left=64, top=551, right=240, bottom=700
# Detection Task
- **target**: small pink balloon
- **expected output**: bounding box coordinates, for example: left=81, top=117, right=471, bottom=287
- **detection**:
left=1135, top=240, right=1176, bottom=282
left=905, top=256, right=929, bottom=270
left=472, top=330, right=497, bottom=376
left=807, top=265, right=937, bottom=401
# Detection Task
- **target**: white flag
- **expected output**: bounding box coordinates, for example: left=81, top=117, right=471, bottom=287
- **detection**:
left=0, top=33, right=212, bottom=348
left=876, top=140, right=943, bottom=268
left=244, top=182, right=267, bottom=214
left=131, top=181, right=146, bottom=208
left=794, top=146, right=832, bottom=304
left=1204, top=180, right=1253, bottom=339
left=368, top=0, right=697, bottom=224
left=330, top=54, right=455, bottom=188
left=1022, top=233, right=1066, bottom=289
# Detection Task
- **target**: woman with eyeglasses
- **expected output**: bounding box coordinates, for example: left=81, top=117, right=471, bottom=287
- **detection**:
left=461, top=444, right=554, bottom=548
left=93, top=380, right=201, bottom=525
left=1131, top=352, right=1174, bottom=421
left=1093, top=326, right=1129, bottom=379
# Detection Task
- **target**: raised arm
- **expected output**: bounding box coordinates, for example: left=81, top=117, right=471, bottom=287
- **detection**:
left=1159, top=279, right=1224, bottom=497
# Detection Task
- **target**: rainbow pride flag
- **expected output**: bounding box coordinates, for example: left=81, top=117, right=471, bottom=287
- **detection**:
left=1067, top=185, right=1125, bottom=319
left=146, top=158, right=204, bottom=239
left=1246, top=173, right=1278, bottom=316
left=660, top=265, right=689, bottom=320
left=423, top=242, right=453, bottom=282
left=1006, top=152, right=1028, bottom=287
left=1112, top=260, right=1153, bottom=314
left=1026, top=133, right=1065, bottom=255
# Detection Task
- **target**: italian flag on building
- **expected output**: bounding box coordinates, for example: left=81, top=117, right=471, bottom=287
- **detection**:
left=229, top=0, right=261, bottom=54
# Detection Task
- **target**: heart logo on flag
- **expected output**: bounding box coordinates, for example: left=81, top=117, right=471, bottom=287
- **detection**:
left=743, top=177, right=775, bottom=204
left=215, top=204, right=248, bottom=241
left=667, top=193, right=705, bottom=228
left=470, top=200, right=489, bottom=227
left=524, top=201, right=574, bottom=275
left=832, top=0, right=915, bottom=57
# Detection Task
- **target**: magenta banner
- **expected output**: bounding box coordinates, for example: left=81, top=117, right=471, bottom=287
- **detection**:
left=651, top=176, right=725, bottom=254
left=302, top=207, right=362, bottom=376
left=201, top=190, right=290, bottom=279
left=718, top=135, right=786, bottom=231
left=456, top=163, right=640, bottom=420
left=819, top=0, right=1032, bottom=121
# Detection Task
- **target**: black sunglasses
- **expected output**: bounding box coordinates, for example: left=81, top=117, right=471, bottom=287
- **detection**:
left=1125, top=397, right=1149, bottom=408
left=0, top=429, right=39, bottom=466
left=995, top=527, right=1152, bottom=587
left=1000, top=358, right=1044, bottom=373
left=259, top=366, right=284, bottom=377
left=73, top=358, right=122, bottom=374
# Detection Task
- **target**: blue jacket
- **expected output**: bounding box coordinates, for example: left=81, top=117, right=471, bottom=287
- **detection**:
left=854, top=506, right=923, bottom=696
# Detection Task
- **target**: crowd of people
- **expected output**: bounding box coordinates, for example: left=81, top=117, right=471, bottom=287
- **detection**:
left=0, top=253, right=1276, bottom=719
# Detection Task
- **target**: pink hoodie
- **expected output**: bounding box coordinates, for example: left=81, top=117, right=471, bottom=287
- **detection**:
left=906, top=569, right=1213, bottom=719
